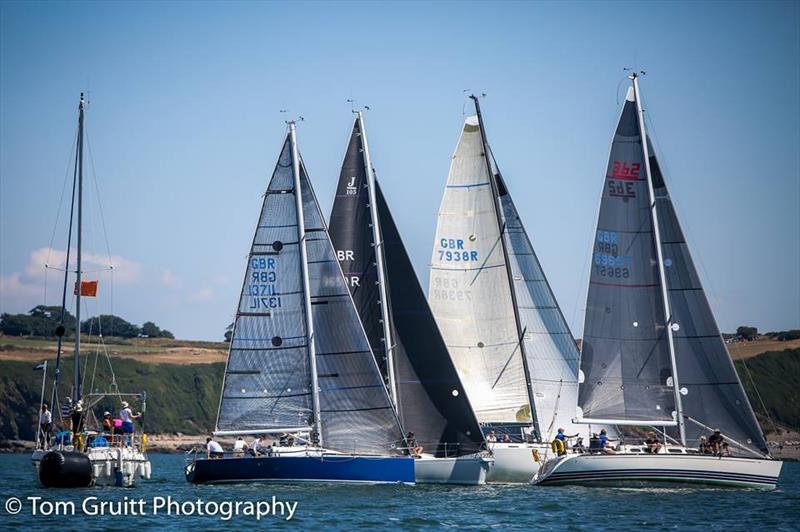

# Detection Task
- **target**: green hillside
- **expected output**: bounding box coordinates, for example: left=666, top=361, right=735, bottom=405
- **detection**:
left=735, top=347, right=800, bottom=431
left=1, top=347, right=797, bottom=443
left=0, top=356, right=223, bottom=441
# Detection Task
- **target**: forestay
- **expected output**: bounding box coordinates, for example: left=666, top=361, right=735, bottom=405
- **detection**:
left=649, top=140, right=767, bottom=454
left=429, top=116, right=530, bottom=424
left=578, top=88, right=676, bottom=425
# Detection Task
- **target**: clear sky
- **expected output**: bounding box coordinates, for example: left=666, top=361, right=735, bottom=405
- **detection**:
left=1, top=1, right=798, bottom=341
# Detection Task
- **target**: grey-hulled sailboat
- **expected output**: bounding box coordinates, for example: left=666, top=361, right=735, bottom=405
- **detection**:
left=328, top=111, right=493, bottom=484
left=535, top=74, right=782, bottom=488
left=186, top=121, right=414, bottom=484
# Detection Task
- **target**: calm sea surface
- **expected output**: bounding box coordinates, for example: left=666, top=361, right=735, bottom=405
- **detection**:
left=0, top=453, right=797, bottom=530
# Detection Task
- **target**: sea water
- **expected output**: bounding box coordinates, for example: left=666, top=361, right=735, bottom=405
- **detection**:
left=0, top=454, right=797, bottom=530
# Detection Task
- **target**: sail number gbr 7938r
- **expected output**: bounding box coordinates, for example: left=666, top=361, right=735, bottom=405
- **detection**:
left=436, top=238, right=478, bottom=262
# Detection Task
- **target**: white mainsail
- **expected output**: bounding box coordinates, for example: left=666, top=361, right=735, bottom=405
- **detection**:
left=430, top=114, right=591, bottom=440
left=429, top=116, right=529, bottom=425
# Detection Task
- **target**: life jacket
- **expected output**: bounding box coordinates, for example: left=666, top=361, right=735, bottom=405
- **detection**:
left=551, top=438, right=566, bottom=454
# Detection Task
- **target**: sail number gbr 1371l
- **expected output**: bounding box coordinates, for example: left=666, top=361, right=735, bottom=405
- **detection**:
left=247, top=257, right=282, bottom=310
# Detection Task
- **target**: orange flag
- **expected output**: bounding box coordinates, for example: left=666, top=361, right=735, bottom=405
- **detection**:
left=74, top=280, right=99, bottom=297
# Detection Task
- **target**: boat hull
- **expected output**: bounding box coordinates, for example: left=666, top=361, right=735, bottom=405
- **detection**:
left=486, top=442, right=546, bottom=483
left=414, top=455, right=493, bottom=485
left=185, top=454, right=415, bottom=484
left=32, top=447, right=151, bottom=488
left=534, top=453, right=783, bottom=489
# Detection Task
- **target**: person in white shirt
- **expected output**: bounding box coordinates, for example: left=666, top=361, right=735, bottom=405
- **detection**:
left=119, top=401, right=140, bottom=435
left=206, top=437, right=224, bottom=459
left=39, top=404, right=52, bottom=448
left=233, top=436, right=248, bottom=457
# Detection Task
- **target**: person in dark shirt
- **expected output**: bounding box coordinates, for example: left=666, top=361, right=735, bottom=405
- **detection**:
left=644, top=431, right=662, bottom=454
left=406, top=431, right=423, bottom=457
left=101, top=412, right=114, bottom=433
left=708, top=430, right=724, bottom=454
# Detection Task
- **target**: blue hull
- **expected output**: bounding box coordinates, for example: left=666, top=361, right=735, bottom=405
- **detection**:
left=186, top=455, right=415, bottom=484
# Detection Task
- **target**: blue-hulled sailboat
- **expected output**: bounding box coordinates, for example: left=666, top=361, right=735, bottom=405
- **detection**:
left=185, top=121, right=413, bottom=484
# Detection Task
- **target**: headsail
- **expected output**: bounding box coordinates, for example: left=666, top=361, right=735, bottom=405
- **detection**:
left=217, top=131, right=404, bottom=456
left=428, top=116, right=530, bottom=425
left=650, top=141, right=767, bottom=454
left=494, top=165, right=584, bottom=440
left=330, top=118, right=485, bottom=457
left=578, top=87, right=677, bottom=425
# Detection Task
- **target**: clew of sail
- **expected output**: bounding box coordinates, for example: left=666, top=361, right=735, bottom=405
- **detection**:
left=578, top=88, right=677, bottom=425
left=649, top=140, right=768, bottom=454
left=217, top=133, right=405, bottom=456
left=429, top=116, right=530, bottom=424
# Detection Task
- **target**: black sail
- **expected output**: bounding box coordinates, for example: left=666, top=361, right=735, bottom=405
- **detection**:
left=330, top=119, right=485, bottom=457
left=578, top=88, right=676, bottom=424
left=327, top=122, right=386, bottom=381
left=650, top=142, right=768, bottom=454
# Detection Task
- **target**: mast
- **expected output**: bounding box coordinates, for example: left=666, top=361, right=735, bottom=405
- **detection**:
left=289, top=121, right=322, bottom=445
left=470, top=95, right=539, bottom=436
left=357, top=111, right=398, bottom=406
left=74, top=92, right=85, bottom=404
left=631, top=74, right=686, bottom=445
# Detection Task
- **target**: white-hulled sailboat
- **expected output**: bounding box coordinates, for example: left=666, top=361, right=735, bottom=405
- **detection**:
left=329, top=111, right=493, bottom=484
left=534, top=74, right=782, bottom=489
left=429, top=96, right=616, bottom=482
left=31, top=94, right=151, bottom=488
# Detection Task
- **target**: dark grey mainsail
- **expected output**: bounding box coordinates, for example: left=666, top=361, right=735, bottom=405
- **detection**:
left=330, top=117, right=485, bottom=457
left=217, top=128, right=405, bottom=456
left=578, top=87, right=677, bottom=425
left=650, top=142, right=768, bottom=454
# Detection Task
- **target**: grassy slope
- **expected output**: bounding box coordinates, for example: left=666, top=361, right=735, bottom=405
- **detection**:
left=0, top=338, right=797, bottom=442
left=0, top=356, right=223, bottom=441
left=735, top=348, right=800, bottom=431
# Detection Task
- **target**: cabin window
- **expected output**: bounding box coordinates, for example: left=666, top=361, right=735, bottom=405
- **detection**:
left=667, top=448, right=683, bottom=454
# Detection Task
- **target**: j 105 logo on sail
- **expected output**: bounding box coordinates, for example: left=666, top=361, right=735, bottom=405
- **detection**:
left=346, top=176, right=358, bottom=196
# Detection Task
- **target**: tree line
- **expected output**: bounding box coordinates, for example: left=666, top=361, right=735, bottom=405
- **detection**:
left=0, top=305, right=174, bottom=339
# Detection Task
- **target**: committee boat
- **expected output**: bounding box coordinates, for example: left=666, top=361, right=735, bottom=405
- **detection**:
left=185, top=122, right=414, bottom=484
left=328, top=112, right=493, bottom=484
left=31, top=94, right=150, bottom=488
left=534, top=74, right=782, bottom=489
left=429, top=97, right=614, bottom=482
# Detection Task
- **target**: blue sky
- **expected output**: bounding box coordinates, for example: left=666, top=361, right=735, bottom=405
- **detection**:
left=1, top=1, right=798, bottom=341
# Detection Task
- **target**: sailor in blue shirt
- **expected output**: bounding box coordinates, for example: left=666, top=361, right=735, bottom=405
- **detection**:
left=552, top=428, right=578, bottom=456
left=599, top=428, right=617, bottom=454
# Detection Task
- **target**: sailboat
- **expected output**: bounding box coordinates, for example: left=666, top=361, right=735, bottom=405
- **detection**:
left=328, top=112, right=493, bottom=484
left=428, top=96, right=612, bottom=482
left=185, top=121, right=414, bottom=484
left=31, top=93, right=151, bottom=488
left=534, top=74, right=783, bottom=489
